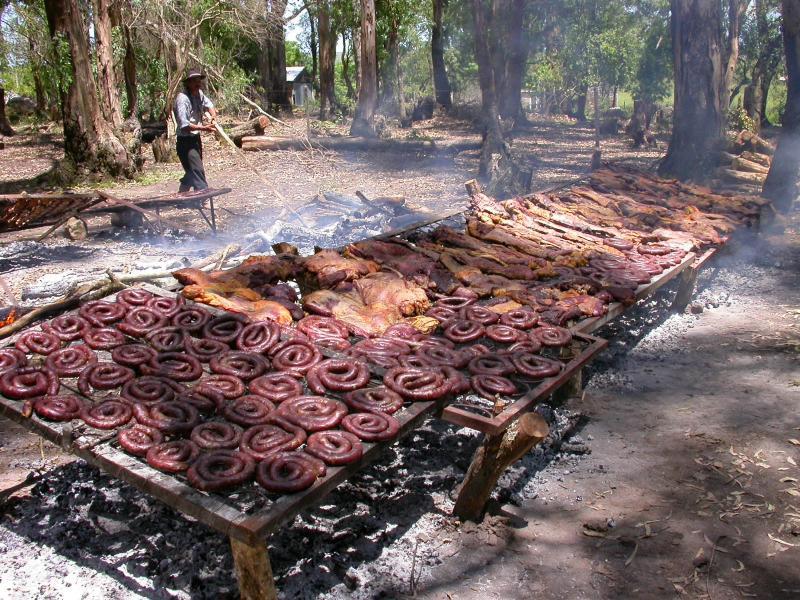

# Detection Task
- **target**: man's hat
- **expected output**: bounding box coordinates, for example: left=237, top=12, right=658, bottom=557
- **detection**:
left=184, top=71, right=206, bottom=82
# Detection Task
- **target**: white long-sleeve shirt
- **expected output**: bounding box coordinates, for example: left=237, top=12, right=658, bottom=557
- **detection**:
left=173, top=90, right=214, bottom=137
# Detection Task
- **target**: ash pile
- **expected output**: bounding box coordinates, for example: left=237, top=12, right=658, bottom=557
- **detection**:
left=247, top=191, right=433, bottom=253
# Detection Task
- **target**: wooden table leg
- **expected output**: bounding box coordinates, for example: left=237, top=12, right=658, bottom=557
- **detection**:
left=230, top=536, right=278, bottom=600
left=671, top=266, right=699, bottom=313
left=453, top=413, right=550, bottom=522
left=209, top=197, right=217, bottom=233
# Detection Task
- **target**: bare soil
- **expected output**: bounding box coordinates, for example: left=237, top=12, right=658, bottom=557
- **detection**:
left=1, top=116, right=797, bottom=599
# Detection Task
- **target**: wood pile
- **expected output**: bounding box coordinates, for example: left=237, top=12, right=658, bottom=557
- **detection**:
left=718, top=130, right=775, bottom=185
left=223, top=116, right=270, bottom=147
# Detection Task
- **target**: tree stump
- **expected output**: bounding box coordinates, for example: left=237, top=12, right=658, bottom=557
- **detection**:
left=64, top=217, right=88, bottom=240
left=111, top=209, right=145, bottom=228
left=152, top=134, right=178, bottom=163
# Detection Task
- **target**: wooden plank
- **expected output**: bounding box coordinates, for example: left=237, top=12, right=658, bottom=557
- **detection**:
left=81, top=443, right=256, bottom=542
left=83, top=188, right=232, bottom=215
left=0, top=395, right=71, bottom=448
left=440, top=333, right=607, bottom=436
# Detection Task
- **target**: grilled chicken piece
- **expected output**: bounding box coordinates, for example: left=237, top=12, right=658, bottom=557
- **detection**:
left=181, top=286, right=294, bottom=325
left=302, top=249, right=380, bottom=289
left=352, top=272, right=431, bottom=317
left=302, top=288, right=401, bottom=337
left=173, top=255, right=302, bottom=325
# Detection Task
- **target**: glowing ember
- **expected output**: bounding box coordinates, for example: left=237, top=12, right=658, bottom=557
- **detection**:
left=0, top=308, right=17, bottom=327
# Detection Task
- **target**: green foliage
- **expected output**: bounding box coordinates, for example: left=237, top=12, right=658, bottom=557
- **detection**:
left=767, top=78, right=787, bottom=125
left=286, top=41, right=312, bottom=70
left=728, top=105, right=757, bottom=132
left=630, top=1, right=672, bottom=104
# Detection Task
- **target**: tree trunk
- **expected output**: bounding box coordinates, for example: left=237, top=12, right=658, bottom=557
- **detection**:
left=575, top=85, right=588, bottom=122
left=380, top=17, right=400, bottom=115
left=318, top=0, right=336, bottom=120
left=472, top=0, right=504, bottom=178
left=93, top=0, right=123, bottom=129
left=431, top=0, right=452, bottom=109
left=0, top=87, right=14, bottom=136
left=259, top=1, right=291, bottom=115
left=309, top=11, right=318, bottom=87
left=44, top=0, right=135, bottom=177
left=28, top=38, right=47, bottom=118
left=659, top=0, right=725, bottom=180
left=758, top=71, right=773, bottom=127
left=351, top=0, right=378, bottom=136
left=353, top=24, right=361, bottom=97
left=497, top=0, right=528, bottom=124
left=762, top=0, right=800, bottom=212
left=745, top=0, right=782, bottom=131
left=122, top=22, right=138, bottom=118
left=721, top=0, right=749, bottom=113
left=264, top=38, right=291, bottom=113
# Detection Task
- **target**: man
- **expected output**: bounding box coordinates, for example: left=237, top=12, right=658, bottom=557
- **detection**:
left=173, top=71, right=217, bottom=192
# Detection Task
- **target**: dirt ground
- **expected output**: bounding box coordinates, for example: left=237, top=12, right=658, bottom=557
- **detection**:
left=1, top=116, right=798, bottom=599
left=0, top=114, right=662, bottom=302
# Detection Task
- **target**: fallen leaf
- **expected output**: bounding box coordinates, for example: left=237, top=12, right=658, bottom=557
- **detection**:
left=789, top=439, right=800, bottom=447
left=788, top=457, right=797, bottom=466
left=783, top=489, right=800, bottom=497
left=731, top=560, right=745, bottom=572
left=780, top=477, right=799, bottom=483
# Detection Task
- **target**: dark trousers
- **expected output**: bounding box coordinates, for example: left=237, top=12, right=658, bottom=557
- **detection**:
left=176, top=135, right=208, bottom=190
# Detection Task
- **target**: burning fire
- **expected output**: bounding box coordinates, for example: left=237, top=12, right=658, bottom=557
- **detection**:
left=0, top=308, right=17, bottom=327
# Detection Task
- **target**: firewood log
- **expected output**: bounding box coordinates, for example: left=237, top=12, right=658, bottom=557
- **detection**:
left=731, top=156, right=770, bottom=174
left=718, top=168, right=767, bottom=185
left=740, top=150, right=771, bottom=168
left=227, top=116, right=270, bottom=146
left=240, top=135, right=481, bottom=154
left=733, top=130, right=775, bottom=155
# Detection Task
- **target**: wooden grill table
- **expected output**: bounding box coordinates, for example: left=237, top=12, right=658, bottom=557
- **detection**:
left=371, top=207, right=737, bottom=521
left=0, top=188, right=231, bottom=238
left=0, top=287, right=442, bottom=600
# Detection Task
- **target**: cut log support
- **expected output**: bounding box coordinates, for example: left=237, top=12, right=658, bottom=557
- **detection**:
left=227, top=116, right=270, bottom=146
left=453, top=413, right=550, bottom=522
left=230, top=537, right=278, bottom=600
left=671, top=263, right=700, bottom=312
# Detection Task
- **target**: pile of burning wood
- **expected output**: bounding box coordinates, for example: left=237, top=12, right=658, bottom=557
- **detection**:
left=173, top=165, right=767, bottom=338
left=247, top=190, right=429, bottom=252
